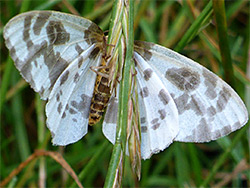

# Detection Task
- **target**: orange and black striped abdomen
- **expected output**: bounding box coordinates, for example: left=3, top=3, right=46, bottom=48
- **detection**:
left=88, top=67, right=111, bottom=126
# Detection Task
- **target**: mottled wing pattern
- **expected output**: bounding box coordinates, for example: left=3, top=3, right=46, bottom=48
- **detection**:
left=4, top=11, right=104, bottom=99
left=4, top=11, right=104, bottom=145
left=46, top=45, right=102, bottom=145
left=134, top=52, right=179, bottom=159
left=102, top=52, right=180, bottom=159
left=134, top=41, right=248, bottom=143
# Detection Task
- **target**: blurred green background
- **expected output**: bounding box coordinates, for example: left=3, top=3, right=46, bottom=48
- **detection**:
left=0, top=0, right=249, bottom=187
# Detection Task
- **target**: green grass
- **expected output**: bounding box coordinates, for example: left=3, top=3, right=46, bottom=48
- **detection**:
left=1, top=0, right=249, bottom=187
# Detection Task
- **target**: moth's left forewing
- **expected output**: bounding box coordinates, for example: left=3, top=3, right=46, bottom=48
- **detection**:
left=4, top=11, right=104, bottom=99
left=4, top=11, right=105, bottom=146
left=134, top=41, right=248, bottom=143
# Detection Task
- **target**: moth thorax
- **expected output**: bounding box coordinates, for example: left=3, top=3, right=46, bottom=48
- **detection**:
left=88, top=74, right=111, bottom=126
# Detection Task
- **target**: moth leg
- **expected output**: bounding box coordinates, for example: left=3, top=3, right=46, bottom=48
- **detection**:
left=89, top=66, right=110, bottom=78
left=102, top=35, right=116, bottom=60
left=131, top=69, right=137, bottom=77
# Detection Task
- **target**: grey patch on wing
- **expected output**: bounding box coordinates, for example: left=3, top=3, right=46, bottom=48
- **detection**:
left=33, top=12, right=52, bottom=35
left=73, top=118, right=77, bottom=122
left=75, top=44, right=85, bottom=68
left=216, top=87, right=231, bottom=112
left=143, top=68, right=153, bottom=81
left=202, top=68, right=218, bottom=100
left=151, top=118, right=160, bottom=130
left=133, top=57, right=138, bottom=67
left=8, top=42, right=18, bottom=61
left=140, top=87, right=149, bottom=98
left=57, top=102, right=62, bottom=114
left=34, top=60, right=38, bottom=67
left=194, top=118, right=232, bottom=141
left=78, top=57, right=84, bottom=68
left=71, top=100, right=77, bottom=108
left=141, top=117, right=146, bottom=124
left=212, top=124, right=232, bottom=139
left=173, top=93, right=189, bottom=114
left=143, top=49, right=152, bottom=61
left=56, top=93, right=60, bottom=102
left=207, top=106, right=217, bottom=117
left=134, top=41, right=152, bottom=61
left=89, top=47, right=101, bottom=59
left=60, top=70, right=69, bottom=86
left=18, top=29, right=69, bottom=93
left=23, top=15, right=34, bottom=49
left=70, top=94, right=92, bottom=118
left=18, top=42, right=52, bottom=93
left=84, top=29, right=97, bottom=45
left=59, top=90, right=62, bottom=95
left=19, top=41, right=47, bottom=84
left=186, top=94, right=206, bottom=116
left=233, top=121, right=241, bottom=128
left=165, top=67, right=200, bottom=92
left=69, top=108, right=77, bottom=114
left=195, top=118, right=211, bottom=141
left=74, top=73, right=80, bottom=83
left=158, top=89, right=170, bottom=105
left=152, top=123, right=160, bottom=130
left=141, top=126, right=148, bottom=133
left=89, top=22, right=103, bottom=35
left=44, top=46, right=69, bottom=87
left=46, top=20, right=70, bottom=45
left=84, top=23, right=103, bottom=45
left=66, top=104, right=69, bottom=110
left=220, top=124, right=232, bottom=136
left=104, top=97, right=118, bottom=124
left=75, top=44, right=84, bottom=54
left=158, top=109, right=166, bottom=120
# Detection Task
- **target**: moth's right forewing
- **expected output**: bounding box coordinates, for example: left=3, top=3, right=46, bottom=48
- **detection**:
left=134, top=41, right=248, bottom=143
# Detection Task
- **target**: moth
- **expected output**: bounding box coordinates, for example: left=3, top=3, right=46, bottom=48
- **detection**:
left=4, top=11, right=248, bottom=159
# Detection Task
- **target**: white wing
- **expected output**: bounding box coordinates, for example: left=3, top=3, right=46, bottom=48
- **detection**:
left=46, top=45, right=101, bottom=145
left=102, top=52, right=179, bottom=160
left=134, top=41, right=248, bottom=143
left=4, top=11, right=104, bottom=145
left=102, top=95, right=119, bottom=145
left=134, top=52, right=179, bottom=159
left=4, top=10, right=104, bottom=99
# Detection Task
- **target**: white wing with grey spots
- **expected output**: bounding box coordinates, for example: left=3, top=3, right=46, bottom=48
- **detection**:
left=134, top=52, right=179, bottom=159
left=134, top=41, right=248, bottom=143
left=3, top=10, right=104, bottom=99
left=102, top=52, right=179, bottom=160
left=46, top=45, right=102, bottom=145
left=4, top=11, right=104, bottom=145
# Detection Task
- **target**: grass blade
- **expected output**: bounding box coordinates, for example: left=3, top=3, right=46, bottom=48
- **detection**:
left=200, top=123, right=249, bottom=187
left=104, top=0, right=134, bottom=186
left=174, top=1, right=213, bottom=52
left=212, top=0, right=234, bottom=85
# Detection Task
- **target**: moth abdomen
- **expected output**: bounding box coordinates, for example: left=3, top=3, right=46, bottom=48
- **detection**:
left=88, top=67, right=111, bottom=126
